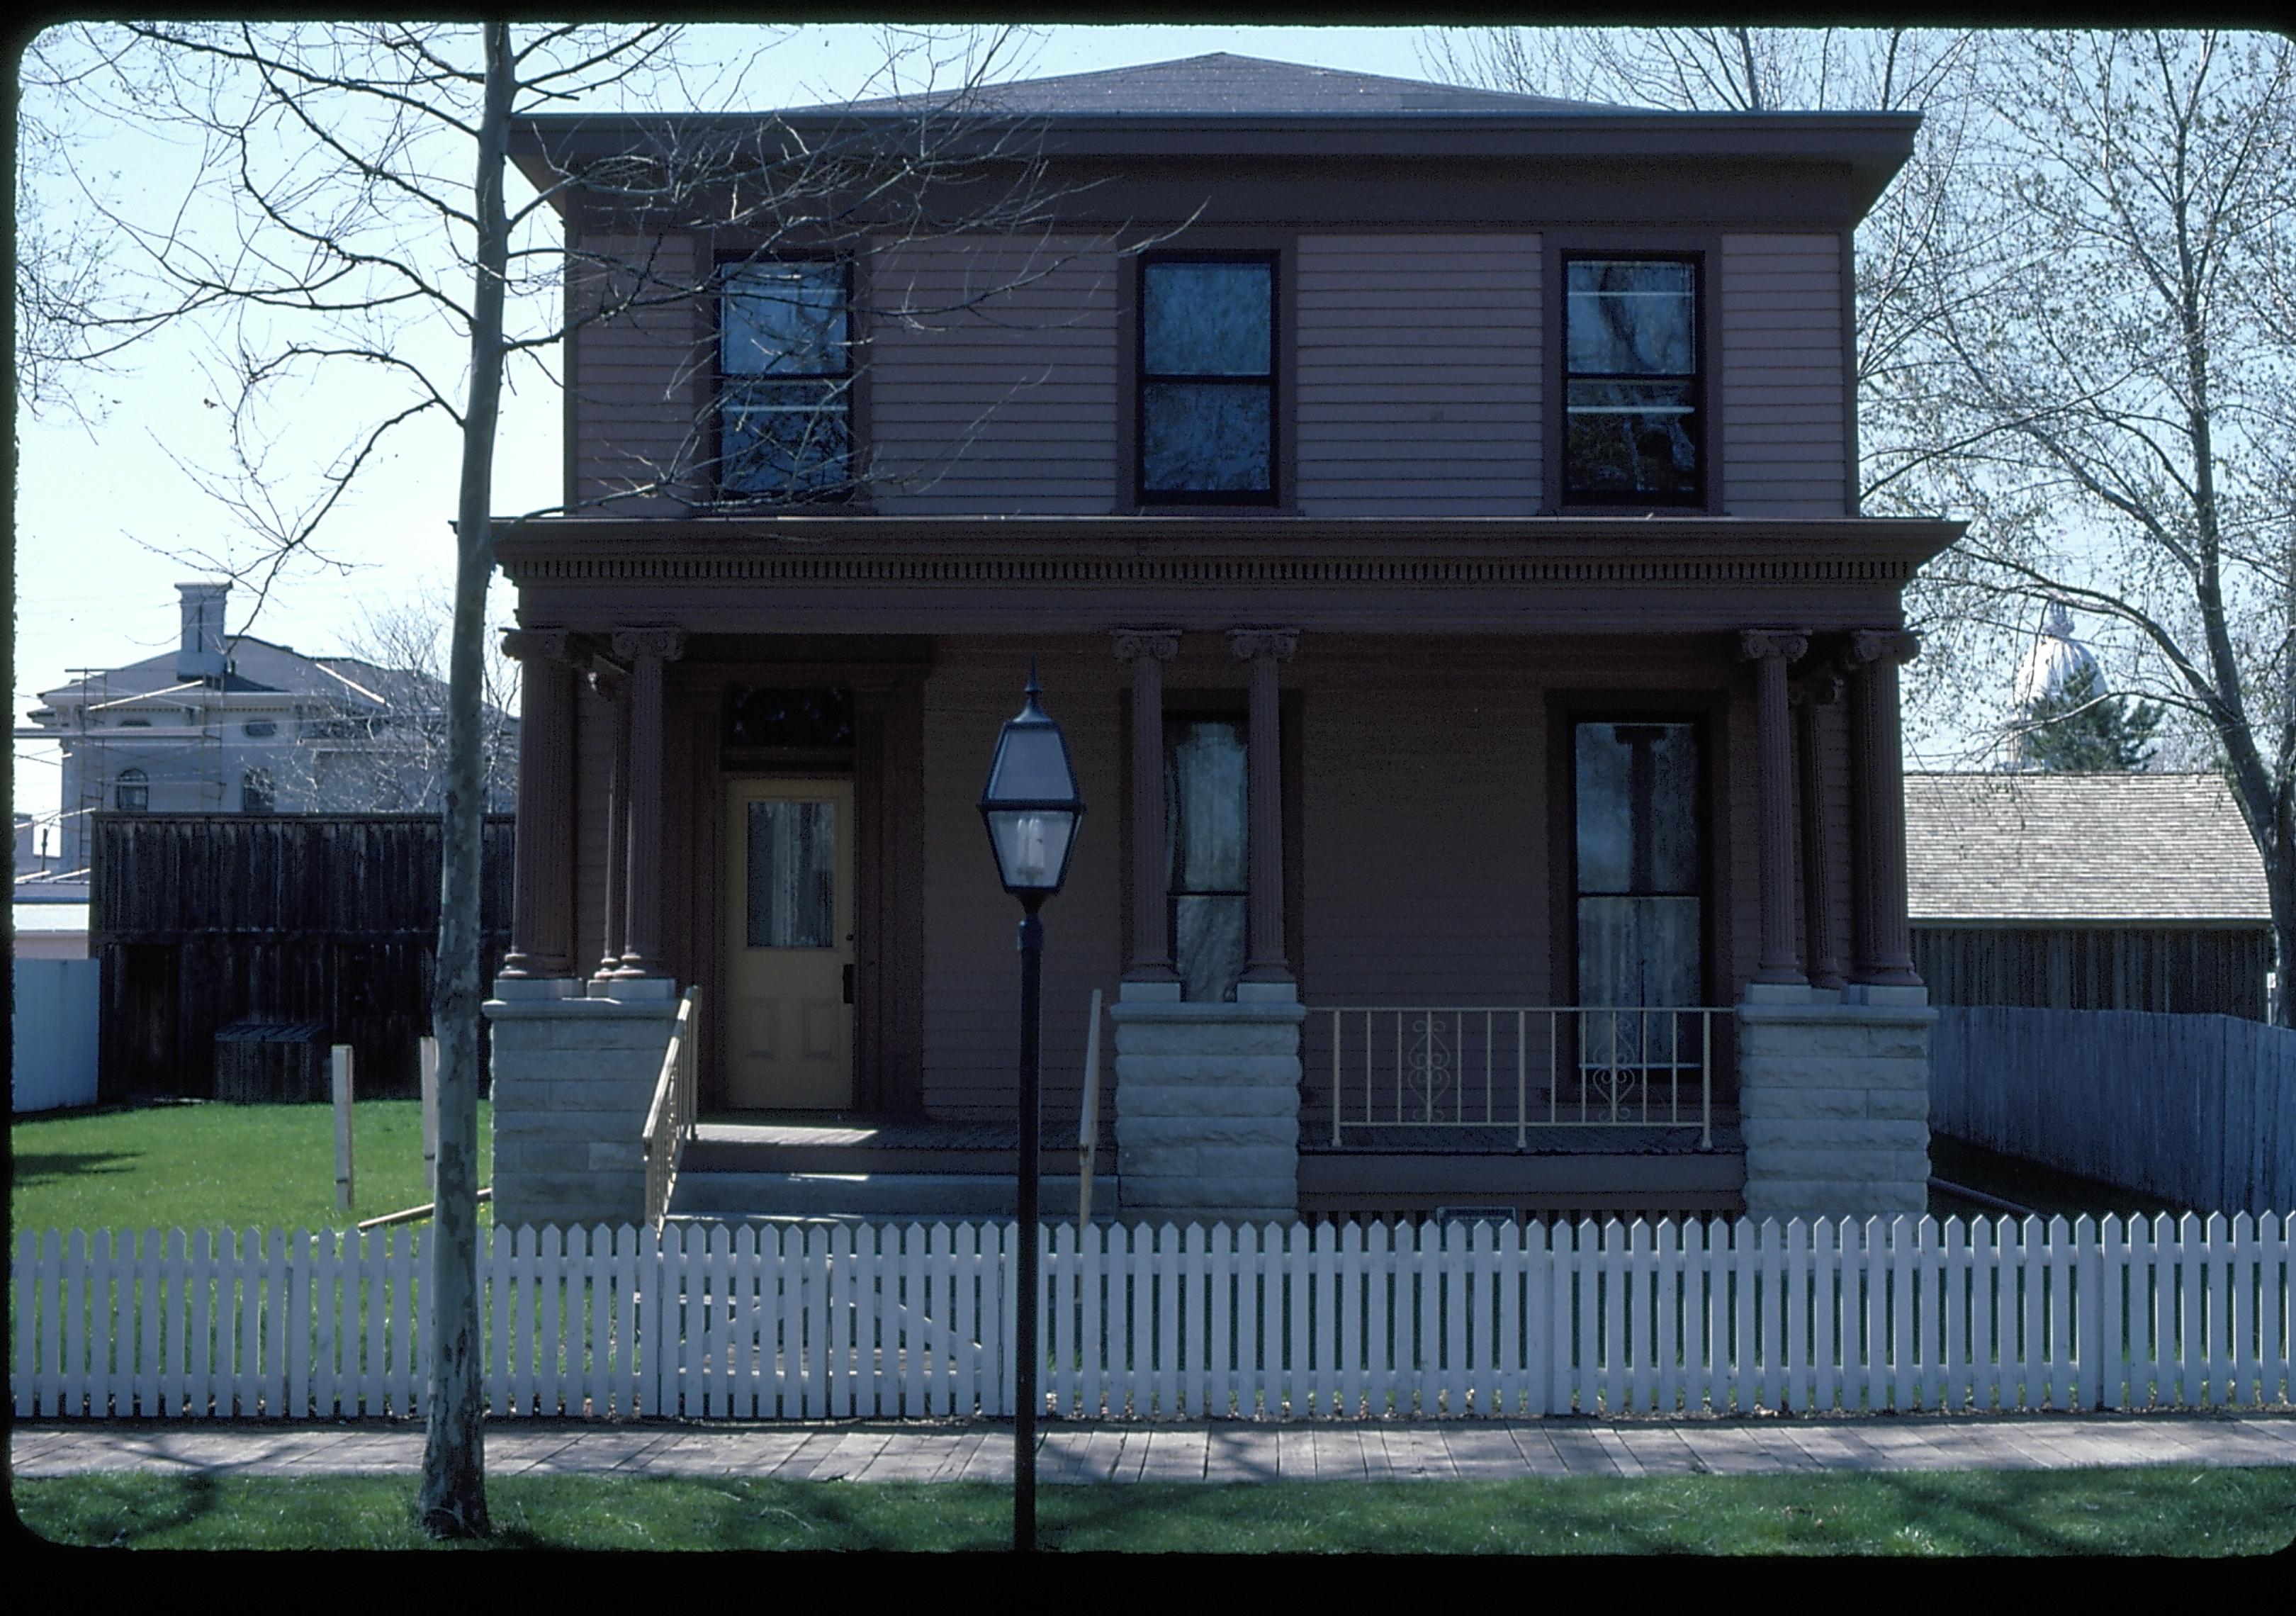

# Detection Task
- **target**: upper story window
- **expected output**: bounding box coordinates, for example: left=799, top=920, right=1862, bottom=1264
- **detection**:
left=720, top=260, right=852, bottom=500
left=1138, top=259, right=1276, bottom=503
left=114, top=768, right=149, bottom=812
left=1563, top=258, right=1701, bottom=505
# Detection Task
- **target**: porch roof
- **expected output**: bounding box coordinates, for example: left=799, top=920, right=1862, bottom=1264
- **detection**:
left=495, top=515, right=1962, bottom=639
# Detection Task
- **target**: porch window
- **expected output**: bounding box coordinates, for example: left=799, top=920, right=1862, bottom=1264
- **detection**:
left=720, top=260, right=851, bottom=499
left=1166, top=715, right=1249, bottom=1001
left=1573, top=719, right=1703, bottom=1005
left=1138, top=259, right=1276, bottom=501
left=1563, top=258, right=1701, bottom=503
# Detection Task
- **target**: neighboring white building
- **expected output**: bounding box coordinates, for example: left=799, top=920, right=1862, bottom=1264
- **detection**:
left=16, top=582, right=517, bottom=875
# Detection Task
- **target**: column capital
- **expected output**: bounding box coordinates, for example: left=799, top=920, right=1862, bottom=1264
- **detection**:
left=1113, top=627, right=1181, bottom=663
left=499, top=627, right=576, bottom=666
left=1846, top=627, right=1920, bottom=667
left=1738, top=628, right=1811, bottom=664
left=610, top=626, right=687, bottom=663
left=1227, top=627, right=1298, bottom=663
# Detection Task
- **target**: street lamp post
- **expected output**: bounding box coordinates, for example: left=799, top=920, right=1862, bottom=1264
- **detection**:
left=977, top=661, right=1084, bottom=1555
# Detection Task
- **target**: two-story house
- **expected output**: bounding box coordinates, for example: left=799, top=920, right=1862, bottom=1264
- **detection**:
left=484, top=54, right=1960, bottom=1230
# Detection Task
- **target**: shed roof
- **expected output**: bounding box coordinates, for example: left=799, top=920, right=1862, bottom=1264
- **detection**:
left=1904, top=772, right=2270, bottom=925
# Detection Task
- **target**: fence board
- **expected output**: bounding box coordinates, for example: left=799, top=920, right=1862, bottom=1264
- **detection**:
left=1933, top=1006, right=2296, bottom=1211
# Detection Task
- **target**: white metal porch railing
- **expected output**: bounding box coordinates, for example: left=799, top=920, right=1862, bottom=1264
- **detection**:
left=642, top=987, right=702, bottom=1229
left=1322, top=1006, right=1721, bottom=1148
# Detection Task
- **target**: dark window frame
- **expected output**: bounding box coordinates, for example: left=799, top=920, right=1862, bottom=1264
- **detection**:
left=1544, top=237, right=1721, bottom=515
left=713, top=254, right=857, bottom=505
left=1132, top=252, right=1283, bottom=509
left=1546, top=690, right=1732, bottom=1012
left=1162, top=707, right=1253, bottom=1003
left=1117, top=688, right=1305, bottom=996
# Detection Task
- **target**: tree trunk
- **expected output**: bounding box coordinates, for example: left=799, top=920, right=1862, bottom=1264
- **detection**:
left=420, top=18, right=512, bottom=1539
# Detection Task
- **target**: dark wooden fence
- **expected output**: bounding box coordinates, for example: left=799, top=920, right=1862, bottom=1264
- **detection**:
left=1913, top=924, right=2271, bottom=1020
left=1931, top=1005, right=2296, bottom=1212
left=91, top=814, right=514, bottom=1101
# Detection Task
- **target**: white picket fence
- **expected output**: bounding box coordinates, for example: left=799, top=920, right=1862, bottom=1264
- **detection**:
left=13, top=1214, right=2292, bottom=1422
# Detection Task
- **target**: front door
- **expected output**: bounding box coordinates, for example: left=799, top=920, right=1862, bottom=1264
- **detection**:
left=724, top=778, right=855, bottom=1110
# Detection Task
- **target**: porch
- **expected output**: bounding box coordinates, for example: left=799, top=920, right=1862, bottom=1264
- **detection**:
left=484, top=519, right=1949, bottom=1230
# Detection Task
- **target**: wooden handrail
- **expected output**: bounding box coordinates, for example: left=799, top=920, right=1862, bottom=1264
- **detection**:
left=643, top=987, right=702, bottom=1230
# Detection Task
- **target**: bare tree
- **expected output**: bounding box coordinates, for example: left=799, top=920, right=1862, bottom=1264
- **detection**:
left=40, top=18, right=1113, bottom=1534
left=310, top=597, right=521, bottom=814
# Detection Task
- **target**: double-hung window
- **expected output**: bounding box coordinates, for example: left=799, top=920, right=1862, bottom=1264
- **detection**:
left=1165, top=714, right=1250, bottom=1002
left=1138, top=259, right=1276, bottom=502
left=1563, top=258, right=1701, bottom=503
left=720, top=260, right=852, bottom=500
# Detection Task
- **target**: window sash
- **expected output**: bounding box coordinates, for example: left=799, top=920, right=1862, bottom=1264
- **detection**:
left=1561, top=255, right=1701, bottom=503
left=1137, top=258, right=1276, bottom=502
left=1572, top=719, right=1705, bottom=1006
left=719, top=261, right=851, bottom=499
left=1165, top=714, right=1250, bottom=1002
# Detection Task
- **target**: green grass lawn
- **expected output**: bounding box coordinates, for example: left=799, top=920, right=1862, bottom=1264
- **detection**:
left=15, top=1466, right=2294, bottom=1553
left=11, top=1100, right=493, bottom=1235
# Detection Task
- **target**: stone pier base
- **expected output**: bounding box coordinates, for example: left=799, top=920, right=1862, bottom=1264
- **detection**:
left=485, top=977, right=682, bottom=1232
left=1738, top=984, right=1935, bottom=1218
left=1111, top=981, right=1307, bottom=1225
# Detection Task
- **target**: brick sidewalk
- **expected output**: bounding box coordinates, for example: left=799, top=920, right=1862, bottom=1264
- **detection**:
left=12, top=1413, right=2292, bottom=1483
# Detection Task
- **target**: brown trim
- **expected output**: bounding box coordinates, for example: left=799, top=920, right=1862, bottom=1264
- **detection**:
left=1841, top=226, right=1862, bottom=516
left=1543, top=231, right=1725, bottom=517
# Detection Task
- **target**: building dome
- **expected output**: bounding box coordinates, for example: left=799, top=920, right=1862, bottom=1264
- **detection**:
left=2011, top=602, right=2100, bottom=711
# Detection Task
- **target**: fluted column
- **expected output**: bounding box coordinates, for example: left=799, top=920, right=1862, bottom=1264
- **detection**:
left=611, top=627, right=685, bottom=980
left=1115, top=629, right=1181, bottom=984
left=1740, top=629, right=1811, bottom=987
left=1793, top=670, right=1847, bottom=992
left=1847, top=628, right=1923, bottom=987
left=497, top=628, right=577, bottom=978
left=1229, top=627, right=1297, bottom=986
left=590, top=668, right=629, bottom=984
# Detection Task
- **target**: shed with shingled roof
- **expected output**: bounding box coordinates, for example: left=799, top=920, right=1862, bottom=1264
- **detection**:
left=1905, top=772, right=2272, bottom=1019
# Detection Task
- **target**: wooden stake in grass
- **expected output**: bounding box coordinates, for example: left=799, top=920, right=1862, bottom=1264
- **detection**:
left=420, top=1036, right=439, bottom=1205
left=332, top=1044, right=355, bottom=1212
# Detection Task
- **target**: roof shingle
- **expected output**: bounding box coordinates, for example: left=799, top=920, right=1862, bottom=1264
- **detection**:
left=1904, top=772, right=2269, bottom=924
left=797, top=52, right=1620, bottom=119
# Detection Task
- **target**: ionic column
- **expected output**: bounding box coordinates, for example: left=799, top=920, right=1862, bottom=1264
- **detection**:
left=590, top=667, right=629, bottom=984
left=497, top=628, right=577, bottom=978
left=611, top=627, right=685, bottom=980
left=1229, top=627, right=1298, bottom=986
left=1740, top=629, right=1811, bottom=987
left=1792, top=670, right=1847, bottom=992
left=1114, top=628, right=1181, bottom=984
left=1846, top=628, right=1923, bottom=987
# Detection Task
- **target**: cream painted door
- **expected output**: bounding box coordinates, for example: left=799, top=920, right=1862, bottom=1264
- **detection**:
left=724, top=779, right=855, bottom=1110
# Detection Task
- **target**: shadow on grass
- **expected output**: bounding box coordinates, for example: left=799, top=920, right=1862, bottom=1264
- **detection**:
left=9, top=1150, right=145, bottom=1189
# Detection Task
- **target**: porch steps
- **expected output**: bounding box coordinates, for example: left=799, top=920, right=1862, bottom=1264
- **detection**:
left=666, top=1170, right=1116, bottom=1220
left=666, top=1118, right=1118, bottom=1220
